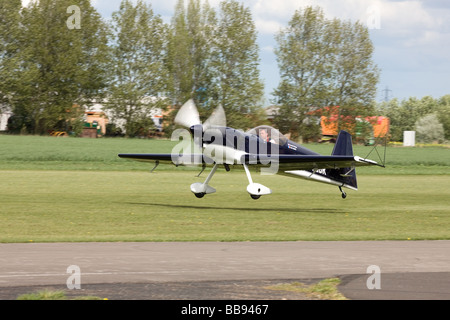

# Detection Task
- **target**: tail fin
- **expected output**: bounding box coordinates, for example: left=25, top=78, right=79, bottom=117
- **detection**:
left=332, top=130, right=354, bottom=157
left=330, top=131, right=357, bottom=190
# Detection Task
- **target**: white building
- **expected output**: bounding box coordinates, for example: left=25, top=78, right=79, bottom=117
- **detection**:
left=0, top=97, right=166, bottom=133
left=0, top=108, right=12, bottom=131
left=86, top=99, right=165, bottom=132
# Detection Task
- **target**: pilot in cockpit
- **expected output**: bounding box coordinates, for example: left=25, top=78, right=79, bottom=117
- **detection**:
left=259, top=128, right=276, bottom=143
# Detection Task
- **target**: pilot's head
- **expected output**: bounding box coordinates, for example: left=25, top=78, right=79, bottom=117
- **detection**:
left=259, top=128, right=269, bottom=142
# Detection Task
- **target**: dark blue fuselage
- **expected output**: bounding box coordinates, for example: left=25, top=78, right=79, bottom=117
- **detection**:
left=190, top=125, right=320, bottom=157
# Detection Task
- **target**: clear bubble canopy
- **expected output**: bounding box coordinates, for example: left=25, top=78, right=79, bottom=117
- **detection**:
left=246, top=125, right=288, bottom=145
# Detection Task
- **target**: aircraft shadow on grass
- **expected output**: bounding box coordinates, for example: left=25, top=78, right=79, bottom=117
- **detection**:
left=126, top=202, right=345, bottom=214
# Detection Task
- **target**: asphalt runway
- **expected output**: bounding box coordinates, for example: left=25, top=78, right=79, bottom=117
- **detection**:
left=1, top=241, right=450, bottom=300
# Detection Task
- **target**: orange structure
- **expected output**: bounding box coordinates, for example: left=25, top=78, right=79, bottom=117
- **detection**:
left=311, top=106, right=389, bottom=143
left=363, top=116, right=390, bottom=138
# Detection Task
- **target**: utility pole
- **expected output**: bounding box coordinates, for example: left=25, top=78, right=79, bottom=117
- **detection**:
left=382, top=86, right=392, bottom=102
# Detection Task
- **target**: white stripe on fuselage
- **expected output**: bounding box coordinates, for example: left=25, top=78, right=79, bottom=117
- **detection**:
left=203, top=144, right=247, bottom=164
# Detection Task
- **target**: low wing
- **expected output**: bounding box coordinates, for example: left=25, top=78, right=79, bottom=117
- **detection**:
left=119, top=153, right=381, bottom=170
left=118, top=153, right=213, bottom=166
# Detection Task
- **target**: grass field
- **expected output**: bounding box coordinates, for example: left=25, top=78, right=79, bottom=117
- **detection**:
left=0, top=135, right=449, bottom=243
left=0, top=134, right=448, bottom=174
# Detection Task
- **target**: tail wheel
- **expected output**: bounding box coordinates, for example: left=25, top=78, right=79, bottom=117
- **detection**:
left=339, top=186, right=347, bottom=199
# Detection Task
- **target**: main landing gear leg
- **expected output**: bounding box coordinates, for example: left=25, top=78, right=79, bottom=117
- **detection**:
left=339, top=186, right=347, bottom=199
left=191, top=163, right=219, bottom=198
left=243, top=163, right=272, bottom=200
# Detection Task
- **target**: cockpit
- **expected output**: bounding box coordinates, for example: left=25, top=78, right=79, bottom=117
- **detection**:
left=246, top=126, right=288, bottom=146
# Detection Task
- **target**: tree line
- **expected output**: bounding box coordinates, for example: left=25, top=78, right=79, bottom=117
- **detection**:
left=377, top=95, right=450, bottom=143
left=1, top=1, right=447, bottom=142
left=1, top=0, right=266, bottom=136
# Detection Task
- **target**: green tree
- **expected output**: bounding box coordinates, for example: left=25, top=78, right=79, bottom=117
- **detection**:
left=376, top=98, right=403, bottom=141
left=167, top=0, right=193, bottom=107
left=273, top=7, right=334, bottom=138
left=6, top=0, right=107, bottom=133
left=0, top=0, right=22, bottom=114
left=328, top=19, right=379, bottom=126
left=11, top=0, right=110, bottom=134
left=436, top=95, right=450, bottom=140
left=167, top=0, right=216, bottom=108
left=210, top=0, right=265, bottom=130
left=107, top=0, right=169, bottom=137
left=166, top=0, right=264, bottom=131
left=378, top=95, right=449, bottom=142
left=273, top=6, right=379, bottom=139
left=415, top=114, right=445, bottom=144
left=165, top=0, right=219, bottom=137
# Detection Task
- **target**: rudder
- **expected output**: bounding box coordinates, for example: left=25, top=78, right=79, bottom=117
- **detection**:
left=332, top=130, right=354, bottom=157
left=330, top=130, right=357, bottom=190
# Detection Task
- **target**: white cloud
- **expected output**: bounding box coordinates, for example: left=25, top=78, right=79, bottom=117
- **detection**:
left=249, top=0, right=375, bottom=34
left=254, top=19, right=283, bottom=35
left=377, top=1, right=437, bottom=33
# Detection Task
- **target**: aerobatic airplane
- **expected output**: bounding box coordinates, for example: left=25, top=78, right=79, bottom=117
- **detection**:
left=119, top=100, right=385, bottom=199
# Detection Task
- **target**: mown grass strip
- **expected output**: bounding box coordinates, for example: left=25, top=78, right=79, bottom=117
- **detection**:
left=17, top=289, right=105, bottom=300
left=0, top=171, right=449, bottom=243
left=265, top=278, right=348, bottom=300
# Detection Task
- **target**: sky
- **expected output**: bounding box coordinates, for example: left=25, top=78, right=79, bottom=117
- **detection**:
left=23, top=0, right=450, bottom=105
